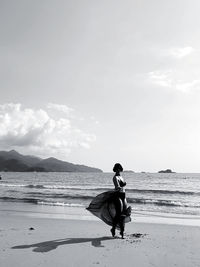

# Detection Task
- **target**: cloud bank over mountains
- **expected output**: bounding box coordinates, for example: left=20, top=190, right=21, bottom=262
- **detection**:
left=0, top=103, right=96, bottom=158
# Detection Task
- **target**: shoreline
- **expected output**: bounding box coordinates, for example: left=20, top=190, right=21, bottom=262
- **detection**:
left=1, top=201, right=200, bottom=227
left=1, top=204, right=200, bottom=267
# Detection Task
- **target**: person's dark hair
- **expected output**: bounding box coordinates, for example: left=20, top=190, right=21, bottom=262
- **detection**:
left=113, top=163, right=123, bottom=172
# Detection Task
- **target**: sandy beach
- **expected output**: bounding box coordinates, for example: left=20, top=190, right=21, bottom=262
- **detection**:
left=1, top=203, right=200, bottom=267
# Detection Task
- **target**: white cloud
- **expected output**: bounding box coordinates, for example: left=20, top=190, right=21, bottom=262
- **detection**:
left=148, top=70, right=173, bottom=87
left=148, top=70, right=200, bottom=93
left=175, top=79, right=200, bottom=93
left=148, top=46, right=199, bottom=93
left=0, top=103, right=96, bottom=158
left=47, top=103, right=74, bottom=114
left=169, top=46, right=194, bottom=58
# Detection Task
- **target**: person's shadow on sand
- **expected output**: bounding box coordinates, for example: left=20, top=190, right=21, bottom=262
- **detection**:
left=12, top=236, right=113, bottom=253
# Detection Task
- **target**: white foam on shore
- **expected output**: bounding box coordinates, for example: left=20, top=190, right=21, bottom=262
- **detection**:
left=37, top=201, right=84, bottom=207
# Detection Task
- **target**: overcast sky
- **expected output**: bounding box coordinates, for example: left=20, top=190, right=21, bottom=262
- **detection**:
left=1, top=0, right=200, bottom=172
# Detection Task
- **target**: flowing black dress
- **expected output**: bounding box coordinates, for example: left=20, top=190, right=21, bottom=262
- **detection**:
left=86, top=190, right=131, bottom=229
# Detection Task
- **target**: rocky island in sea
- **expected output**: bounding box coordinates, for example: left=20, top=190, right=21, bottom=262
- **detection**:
left=158, top=169, right=176, bottom=173
left=0, top=150, right=102, bottom=172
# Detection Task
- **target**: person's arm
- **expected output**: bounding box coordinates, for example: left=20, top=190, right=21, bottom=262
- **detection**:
left=113, top=176, right=121, bottom=191
left=121, top=181, right=126, bottom=187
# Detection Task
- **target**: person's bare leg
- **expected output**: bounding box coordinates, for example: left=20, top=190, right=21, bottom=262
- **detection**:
left=111, top=198, right=122, bottom=237
left=119, top=216, right=125, bottom=239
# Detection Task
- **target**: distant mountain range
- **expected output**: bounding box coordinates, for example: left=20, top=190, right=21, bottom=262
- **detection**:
left=0, top=150, right=102, bottom=172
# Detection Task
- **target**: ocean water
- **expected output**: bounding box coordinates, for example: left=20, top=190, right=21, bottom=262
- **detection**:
left=0, top=172, right=200, bottom=217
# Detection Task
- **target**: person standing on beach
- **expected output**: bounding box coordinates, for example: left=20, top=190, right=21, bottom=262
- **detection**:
left=87, top=163, right=131, bottom=239
left=111, top=163, right=128, bottom=238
